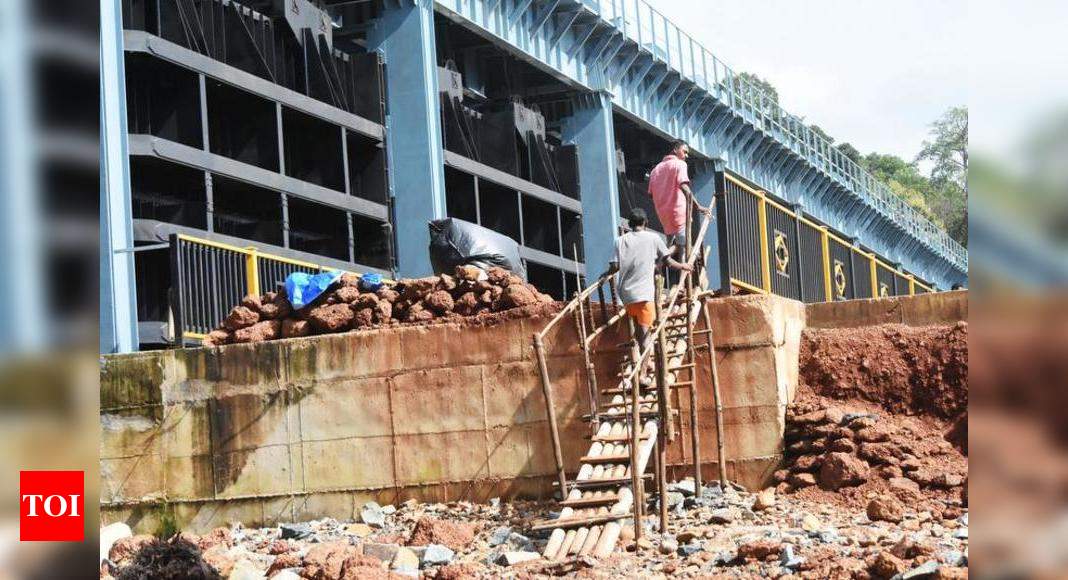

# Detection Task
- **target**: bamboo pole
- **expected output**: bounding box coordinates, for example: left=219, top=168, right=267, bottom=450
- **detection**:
left=573, top=294, right=599, bottom=424
left=656, top=435, right=668, bottom=532
left=533, top=334, right=569, bottom=495
left=701, top=299, right=728, bottom=487
left=629, top=370, right=643, bottom=542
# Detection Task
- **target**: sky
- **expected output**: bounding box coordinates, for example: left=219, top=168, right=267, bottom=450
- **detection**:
left=647, top=0, right=969, bottom=163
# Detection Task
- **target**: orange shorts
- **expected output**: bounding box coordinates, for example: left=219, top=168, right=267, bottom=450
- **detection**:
left=625, top=301, right=656, bottom=327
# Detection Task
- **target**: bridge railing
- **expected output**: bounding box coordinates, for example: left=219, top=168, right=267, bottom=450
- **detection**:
left=580, top=0, right=966, bottom=270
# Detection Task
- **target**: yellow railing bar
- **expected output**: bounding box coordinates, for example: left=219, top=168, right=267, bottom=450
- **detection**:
left=820, top=227, right=832, bottom=302
left=731, top=277, right=768, bottom=295
left=869, top=254, right=878, bottom=299
left=907, top=275, right=916, bottom=296
left=827, top=230, right=851, bottom=248
left=757, top=192, right=772, bottom=292
left=725, top=173, right=763, bottom=196
left=177, top=233, right=253, bottom=254
left=799, top=214, right=821, bottom=230
left=245, top=248, right=261, bottom=296
left=914, top=279, right=932, bottom=292
left=183, top=331, right=208, bottom=340
left=763, top=196, right=795, bottom=218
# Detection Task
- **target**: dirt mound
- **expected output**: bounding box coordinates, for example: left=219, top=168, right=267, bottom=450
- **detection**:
left=781, top=322, right=969, bottom=512
left=800, top=322, right=968, bottom=420
left=406, top=517, right=476, bottom=551
left=202, top=267, right=559, bottom=346
left=780, top=394, right=967, bottom=512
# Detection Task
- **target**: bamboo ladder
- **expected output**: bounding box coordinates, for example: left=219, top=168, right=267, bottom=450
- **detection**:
left=530, top=212, right=728, bottom=560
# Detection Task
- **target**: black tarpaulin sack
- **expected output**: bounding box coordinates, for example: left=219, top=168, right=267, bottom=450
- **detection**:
left=428, top=218, right=526, bottom=278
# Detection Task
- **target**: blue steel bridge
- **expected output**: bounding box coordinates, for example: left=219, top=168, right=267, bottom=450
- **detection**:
left=99, top=0, right=967, bottom=352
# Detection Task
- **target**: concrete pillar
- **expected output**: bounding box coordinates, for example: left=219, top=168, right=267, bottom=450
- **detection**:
left=368, top=0, right=446, bottom=277
left=100, top=0, right=139, bottom=353
left=562, top=92, right=619, bottom=277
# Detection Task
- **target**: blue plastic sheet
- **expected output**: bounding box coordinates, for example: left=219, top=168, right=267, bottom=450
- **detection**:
left=285, top=270, right=343, bottom=310
left=359, top=272, right=384, bottom=292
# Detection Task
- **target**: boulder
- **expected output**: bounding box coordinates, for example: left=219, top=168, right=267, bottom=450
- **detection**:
left=818, top=452, right=870, bottom=490
left=866, top=497, right=904, bottom=523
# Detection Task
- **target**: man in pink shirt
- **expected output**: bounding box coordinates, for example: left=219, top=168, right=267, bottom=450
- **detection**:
left=647, top=140, right=710, bottom=262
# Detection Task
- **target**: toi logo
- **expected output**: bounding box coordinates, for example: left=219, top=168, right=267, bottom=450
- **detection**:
left=19, top=471, right=84, bottom=542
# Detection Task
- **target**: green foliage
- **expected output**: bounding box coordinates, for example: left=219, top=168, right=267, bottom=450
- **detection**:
left=728, top=72, right=968, bottom=247
left=734, top=72, right=779, bottom=104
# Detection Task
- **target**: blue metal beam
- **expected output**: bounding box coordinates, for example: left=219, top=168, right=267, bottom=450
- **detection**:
left=100, top=0, right=138, bottom=353
left=563, top=92, right=619, bottom=276
left=370, top=1, right=447, bottom=277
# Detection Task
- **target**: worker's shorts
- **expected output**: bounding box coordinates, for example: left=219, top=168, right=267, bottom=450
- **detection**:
left=625, top=301, right=656, bottom=327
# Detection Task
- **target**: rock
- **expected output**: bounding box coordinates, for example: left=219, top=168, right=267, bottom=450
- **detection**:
left=870, top=551, right=907, bottom=579
left=227, top=560, right=267, bottom=580
left=407, top=517, right=475, bottom=551
left=794, top=454, right=823, bottom=472
left=901, top=560, right=940, bottom=579
left=679, top=543, right=704, bottom=557
left=106, top=533, right=153, bottom=567
left=659, top=539, right=678, bottom=555
left=360, top=501, right=386, bottom=527
left=488, top=527, right=512, bottom=546
left=801, top=514, right=823, bottom=533
left=859, top=442, right=899, bottom=465
left=281, top=318, right=311, bottom=338
left=392, top=547, right=420, bottom=573
left=889, top=476, right=922, bottom=495
left=855, top=424, right=895, bottom=443
left=267, top=553, right=301, bottom=575
left=780, top=544, right=805, bottom=569
left=828, top=438, right=857, bottom=453
left=458, top=265, right=484, bottom=281
left=280, top=523, right=314, bottom=541
left=203, top=329, right=232, bottom=346
left=224, top=306, right=260, bottom=331
left=664, top=491, right=685, bottom=508
left=99, top=522, right=133, bottom=563
left=270, top=572, right=301, bottom=580
left=202, top=545, right=239, bottom=577
left=345, top=523, right=373, bottom=538
left=308, top=303, right=354, bottom=332
left=497, top=551, right=540, bottom=566
left=932, top=473, right=964, bottom=488
left=939, top=550, right=965, bottom=567
left=233, top=319, right=281, bottom=343
left=420, top=544, right=455, bottom=566
left=867, top=497, right=905, bottom=523
left=373, top=300, right=392, bottom=323
left=334, top=286, right=361, bottom=303
left=676, top=530, right=700, bottom=544
left=352, top=307, right=375, bottom=328
left=398, top=277, right=439, bottom=302
left=425, top=290, right=455, bottom=314
left=934, top=567, right=968, bottom=579
left=736, top=540, right=781, bottom=561
left=670, top=479, right=697, bottom=496
left=773, top=469, right=790, bottom=483
left=707, top=508, right=735, bottom=524
left=819, top=452, right=870, bottom=490
left=363, top=542, right=399, bottom=563
left=788, top=472, right=817, bottom=488
left=501, top=284, right=537, bottom=308
left=636, top=537, right=653, bottom=551
left=752, top=488, right=776, bottom=511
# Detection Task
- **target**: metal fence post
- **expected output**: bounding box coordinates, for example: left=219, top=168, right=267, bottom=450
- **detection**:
left=756, top=192, right=771, bottom=293
left=245, top=247, right=260, bottom=296
left=820, top=227, right=832, bottom=302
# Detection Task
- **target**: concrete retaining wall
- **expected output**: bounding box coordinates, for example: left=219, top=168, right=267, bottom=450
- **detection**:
left=805, top=290, right=967, bottom=329
left=100, top=294, right=804, bottom=534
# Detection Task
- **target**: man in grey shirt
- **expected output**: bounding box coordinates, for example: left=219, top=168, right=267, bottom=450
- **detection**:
left=606, top=208, right=691, bottom=348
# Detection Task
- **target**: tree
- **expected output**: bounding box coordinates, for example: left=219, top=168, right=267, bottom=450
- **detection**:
left=733, top=72, right=779, bottom=104
left=837, top=142, right=862, bottom=165
left=916, top=106, right=968, bottom=191
left=808, top=124, right=835, bottom=145
left=916, top=107, right=968, bottom=245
